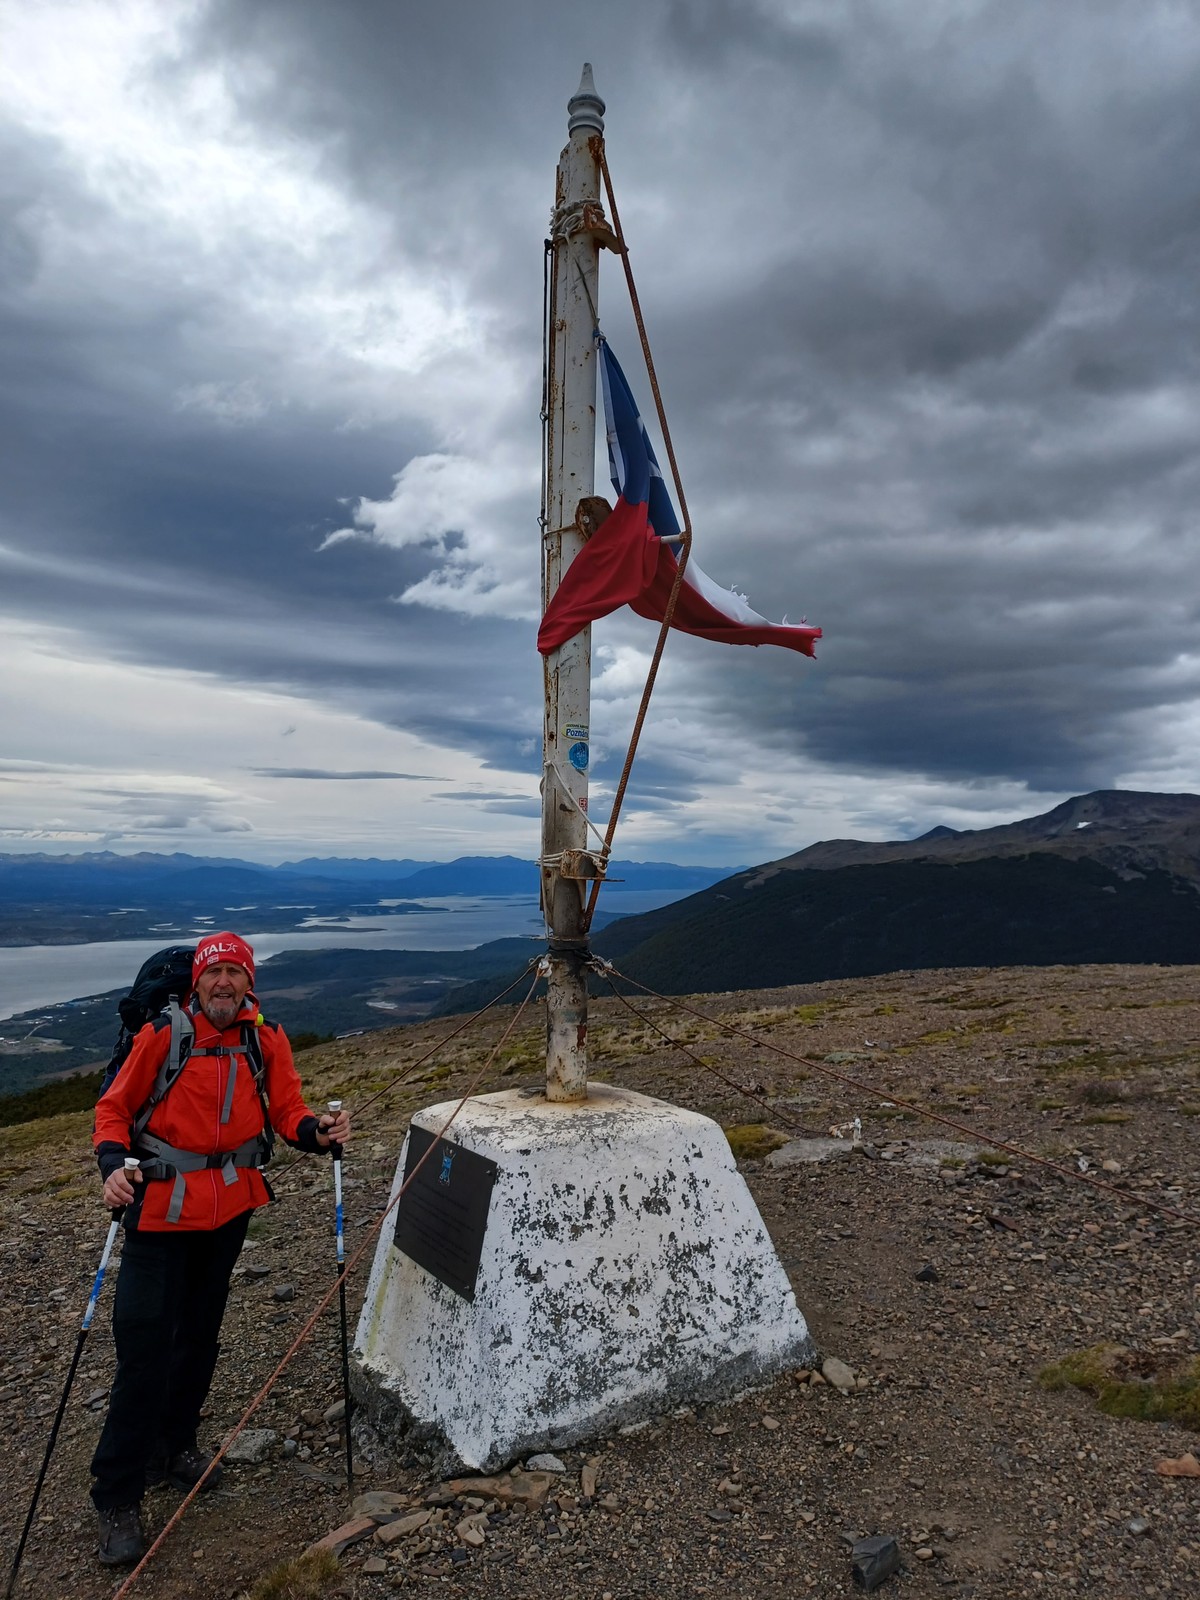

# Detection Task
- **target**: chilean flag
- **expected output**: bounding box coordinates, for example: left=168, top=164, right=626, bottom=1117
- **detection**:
left=537, top=337, right=821, bottom=657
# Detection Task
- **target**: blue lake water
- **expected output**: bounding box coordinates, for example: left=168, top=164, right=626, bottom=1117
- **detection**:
left=0, top=892, right=676, bottom=1020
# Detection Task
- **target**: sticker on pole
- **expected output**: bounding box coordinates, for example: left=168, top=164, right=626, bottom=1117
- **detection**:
left=568, top=741, right=589, bottom=771
left=393, top=1127, right=499, bottom=1301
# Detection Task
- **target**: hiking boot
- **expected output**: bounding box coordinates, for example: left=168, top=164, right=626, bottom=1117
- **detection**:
left=97, top=1503, right=146, bottom=1566
left=164, top=1444, right=222, bottom=1492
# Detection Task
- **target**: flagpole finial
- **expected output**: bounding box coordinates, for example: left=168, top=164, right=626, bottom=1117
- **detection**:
left=568, top=63, right=605, bottom=135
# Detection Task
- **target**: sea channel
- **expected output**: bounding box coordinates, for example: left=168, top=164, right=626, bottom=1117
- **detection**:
left=0, top=890, right=678, bottom=1020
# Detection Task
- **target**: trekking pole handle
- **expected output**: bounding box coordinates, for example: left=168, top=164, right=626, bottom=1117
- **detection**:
left=105, top=1155, right=142, bottom=1219
left=327, top=1103, right=345, bottom=1266
left=325, top=1099, right=344, bottom=1159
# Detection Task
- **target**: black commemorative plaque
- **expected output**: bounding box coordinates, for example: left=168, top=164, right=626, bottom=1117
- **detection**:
left=392, top=1125, right=498, bottom=1301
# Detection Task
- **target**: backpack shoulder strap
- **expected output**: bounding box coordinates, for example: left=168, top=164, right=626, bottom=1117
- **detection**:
left=132, top=998, right=195, bottom=1142
left=242, top=1017, right=273, bottom=1162
left=242, top=1016, right=267, bottom=1092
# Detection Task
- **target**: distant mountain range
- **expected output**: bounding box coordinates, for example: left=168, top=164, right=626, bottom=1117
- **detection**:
left=0, top=852, right=737, bottom=946
left=6, top=792, right=1199, bottom=1102
left=430, top=790, right=1200, bottom=1011
left=757, top=788, right=1200, bottom=885
left=592, top=790, right=1200, bottom=994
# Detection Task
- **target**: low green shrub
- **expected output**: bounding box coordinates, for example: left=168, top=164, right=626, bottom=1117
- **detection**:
left=1039, top=1344, right=1200, bottom=1430
left=0, top=1069, right=105, bottom=1127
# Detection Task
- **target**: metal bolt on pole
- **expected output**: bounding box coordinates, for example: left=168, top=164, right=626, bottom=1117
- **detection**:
left=541, top=64, right=607, bottom=1104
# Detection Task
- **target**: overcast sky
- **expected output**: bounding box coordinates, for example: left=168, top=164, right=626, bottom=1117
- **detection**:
left=3, top=0, right=1198, bottom=867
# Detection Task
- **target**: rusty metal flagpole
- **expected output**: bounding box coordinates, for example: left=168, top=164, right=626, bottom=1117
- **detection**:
left=540, top=64, right=609, bottom=1103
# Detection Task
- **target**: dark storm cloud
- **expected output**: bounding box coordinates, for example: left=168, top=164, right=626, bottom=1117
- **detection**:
left=579, top=0, right=1200, bottom=792
left=254, top=769, right=445, bottom=781
left=477, top=799, right=542, bottom=818
left=5, top=0, right=1200, bottom=847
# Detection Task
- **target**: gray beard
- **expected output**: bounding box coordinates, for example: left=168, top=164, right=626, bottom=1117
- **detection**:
left=203, top=998, right=240, bottom=1029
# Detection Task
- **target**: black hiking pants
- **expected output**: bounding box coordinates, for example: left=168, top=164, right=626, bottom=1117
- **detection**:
left=90, top=1210, right=250, bottom=1509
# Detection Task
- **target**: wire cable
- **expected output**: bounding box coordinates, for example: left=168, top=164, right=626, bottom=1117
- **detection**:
left=594, top=959, right=1199, bottom=1228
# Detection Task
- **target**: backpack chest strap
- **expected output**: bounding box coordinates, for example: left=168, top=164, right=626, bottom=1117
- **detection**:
left=189, top=1044, right=244, bottom=1125
left=135, top=1133, right=267, bottom=1223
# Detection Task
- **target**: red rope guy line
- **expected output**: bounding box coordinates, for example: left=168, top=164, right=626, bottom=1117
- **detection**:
left=594, top=960, right=1199, bottom=1229
left=582, top=142, right=693, bottom=930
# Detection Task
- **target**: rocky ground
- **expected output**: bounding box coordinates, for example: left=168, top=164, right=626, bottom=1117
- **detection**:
left=1, top=961, right=1197, bottom=1599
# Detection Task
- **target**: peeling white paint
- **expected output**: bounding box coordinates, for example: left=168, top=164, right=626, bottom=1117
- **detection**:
left=353, top=1084, right=812, bottom=1472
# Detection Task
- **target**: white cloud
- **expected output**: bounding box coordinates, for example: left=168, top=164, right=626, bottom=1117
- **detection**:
left=325, top=449, right=541, bottom=620
left=0, top=0, right=483, bottom=431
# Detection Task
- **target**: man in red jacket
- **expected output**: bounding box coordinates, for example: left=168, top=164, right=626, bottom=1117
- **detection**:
left=90, top=932, right=350, bottom=1566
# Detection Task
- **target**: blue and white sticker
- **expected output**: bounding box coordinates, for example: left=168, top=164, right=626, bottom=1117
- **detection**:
left=564, top=724, right=588, bottom=742
left=568, top=741, right=590, bottom=772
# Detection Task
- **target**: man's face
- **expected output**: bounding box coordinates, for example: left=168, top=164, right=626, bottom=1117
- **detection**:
left=196, top=962, right=251, bottom=1029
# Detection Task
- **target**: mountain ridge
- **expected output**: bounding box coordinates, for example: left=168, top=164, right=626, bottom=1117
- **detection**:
left=588, top=790, right=1200, bottom=996
left=754, top=789, right=1200, bottom=883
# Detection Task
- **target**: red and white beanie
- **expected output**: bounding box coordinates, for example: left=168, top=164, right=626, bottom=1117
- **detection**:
left=192, top=932, right=256, bottom=988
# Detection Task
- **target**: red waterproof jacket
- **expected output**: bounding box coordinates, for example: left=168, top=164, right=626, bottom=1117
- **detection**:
left=94, top=995, right=322, bottom=1232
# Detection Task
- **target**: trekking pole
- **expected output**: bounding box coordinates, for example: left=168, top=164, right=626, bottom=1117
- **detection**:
left=5, top=1157, right=139, bottom=1600
left=327, top=1101, right=354, bottom=1492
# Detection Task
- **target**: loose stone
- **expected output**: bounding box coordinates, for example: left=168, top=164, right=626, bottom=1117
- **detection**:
left=222, top=1427, right=278, bottom=1464
left=376, top=1510, right=433, bottom=1544
left=352, top=1490, right=411, bottom=1517
left=821, top=1356, right=857, bottom=1393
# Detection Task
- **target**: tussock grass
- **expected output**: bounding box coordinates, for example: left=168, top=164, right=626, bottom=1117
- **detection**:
left=498, top=1041, right=542, bottom=1075
left=2, top=1108, right=93, bottom=1156
left=240, top=1547, right=341, bottom=1600
left=1076, top=1078, right=1129, bottom=1106
left=1039, top=1344, right=1200, bottom=1430
left=787, top=1002, right=842, bottom=1023
left=723, top=1123, right=788, bottom=1161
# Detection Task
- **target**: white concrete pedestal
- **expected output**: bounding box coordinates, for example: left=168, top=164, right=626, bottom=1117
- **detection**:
left=352, top=1084, right=812, bottom=1474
